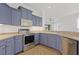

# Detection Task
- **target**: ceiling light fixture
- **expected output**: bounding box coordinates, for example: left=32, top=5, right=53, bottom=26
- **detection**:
left=48, top=6, right=52, bottom=8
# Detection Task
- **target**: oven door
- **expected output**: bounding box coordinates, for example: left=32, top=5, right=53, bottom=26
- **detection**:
left=24, top=35, right=35, bottom=51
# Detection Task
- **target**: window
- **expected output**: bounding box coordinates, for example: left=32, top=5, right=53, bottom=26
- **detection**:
left=77, top=18, right=79, bottom=29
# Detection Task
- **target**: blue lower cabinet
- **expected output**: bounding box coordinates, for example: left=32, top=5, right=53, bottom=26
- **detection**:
left=0, top=46, right=6, bottom=55
left=14, top=35, right=23, bottom=54
left=40, top=34, right=48, bottom=45
left=56, top=36, right=62, bottom=51
left=34, top=34, right=40, bottom=45
left=47, top=34, right=57, bottom=49
left=6, top=37, right=14, bottom=55
left=0, top=35, right=23, bottom=55
left=47, top=34, right=62, bottom=51
left=0, top=40, right=6, bottom=55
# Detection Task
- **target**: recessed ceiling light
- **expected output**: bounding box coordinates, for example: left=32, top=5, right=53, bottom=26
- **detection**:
left=0, top=24, right=3, bottom=25
left=48, top=6, right=52, bottom=8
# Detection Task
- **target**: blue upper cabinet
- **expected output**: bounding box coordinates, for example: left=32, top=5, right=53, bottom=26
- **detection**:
left=37, top=16, right=42, bottom=26
left=11, top=8, right=21, bottom=26
left=18, top=6, right=32, bottom=20
left=32, top=15, right=42, bottom=26
left=32, top=15, right=37, bottom=26
left=0, top=3, right=12, bottom=25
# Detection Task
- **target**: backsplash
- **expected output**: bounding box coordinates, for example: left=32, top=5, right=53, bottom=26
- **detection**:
left=0, top=24, right=19, bottom=33
left=0, top=24, right=44, bottom=33
left=30, top=26, right=44, bottom=32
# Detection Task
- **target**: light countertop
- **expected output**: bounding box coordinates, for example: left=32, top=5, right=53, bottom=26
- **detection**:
left=0, top=33, right=23, bottom=41
left=0, top=31, right=79, bottom=41
left=31, top=31, right=79, bottom=41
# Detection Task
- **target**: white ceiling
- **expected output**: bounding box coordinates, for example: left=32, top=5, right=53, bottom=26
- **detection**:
left=7, top=3, right=79, bottom=18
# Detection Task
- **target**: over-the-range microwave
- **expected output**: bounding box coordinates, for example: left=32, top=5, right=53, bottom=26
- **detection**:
left=21, top=19, right=32, bottom=27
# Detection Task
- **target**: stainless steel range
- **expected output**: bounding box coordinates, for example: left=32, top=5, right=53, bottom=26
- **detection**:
left=18, top=29, right=35, bottom=51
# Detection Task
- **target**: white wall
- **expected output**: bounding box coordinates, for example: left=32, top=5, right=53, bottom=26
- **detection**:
left=53, top=13, right=79, bottom=32
left=43, top=11, right=79, bottom=32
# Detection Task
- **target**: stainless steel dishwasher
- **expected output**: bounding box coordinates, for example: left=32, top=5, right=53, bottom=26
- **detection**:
left=67, top=38, right=77, bottom=55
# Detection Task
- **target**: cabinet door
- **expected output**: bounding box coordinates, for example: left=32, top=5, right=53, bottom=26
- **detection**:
left=39, top=17, right=42, bottom=26
left=0, top=40, right=6, bottom=55
left=6, top=37, right=14, bottom=55
left=32, top=15, right=42, bottom=26
left=56, top=35, right=62, bottom=51
left=14, top=35, right=23, bottom=54
left=34, top=34, right=40, bottom=45
left=21, top=7, right=28, bottom=19
left=0, top=4, right=12, bottom=25
left=47, top=34, right=57, bottom=49
left=27, top=10, right=32, bottom=20
left=12, top=9, right=21, bottom=26
left=0, top=45, right=6, bottom=55
left=40, top=34, right=48, bottom=45
left=32, top=15, right=37, bottom=26
left=20, top=7, right=32, bottom=20
left=36, top=17, right=39, bottom=26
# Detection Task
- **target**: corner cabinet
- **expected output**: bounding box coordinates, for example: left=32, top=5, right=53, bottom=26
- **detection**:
left=34, top=33, right=40, bottom=45
left=40, top=34, right=48, bottom=45
left=32, top=15, right=42, bottom=26
left=39, top=33, right=62, bottom=52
